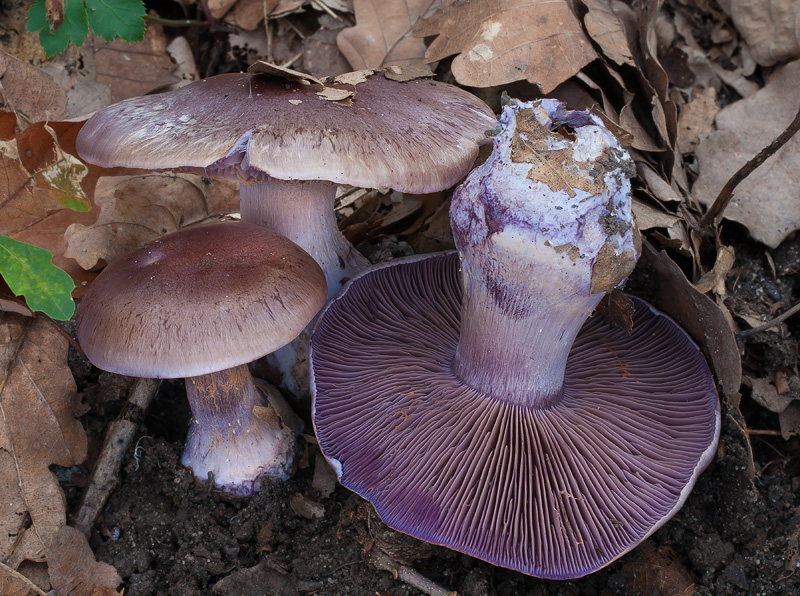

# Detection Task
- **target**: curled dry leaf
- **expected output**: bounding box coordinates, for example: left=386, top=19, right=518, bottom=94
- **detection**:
left=64, top=174, right=238, bottom=270
left=644, top=244, right=742, bottom=402
left=581, top=0, right=636, bottom=67
left=694, top=59, right=800, bottom=248
left=47, top=526, right=121, bottom=596
left=337, top=0, right=436, bottom=70
left=720, top=0, right=800, bottom=66
left=414, top=0, right=596, bottom=91
left=0, top=314, right=87, bottom=568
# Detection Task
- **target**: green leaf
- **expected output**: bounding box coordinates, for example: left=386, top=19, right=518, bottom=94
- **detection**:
left=27, top=0, right=89, bottom=58
left=85, top=0, right=146, bottom=42
left=0, top=236, right=75, bottom=320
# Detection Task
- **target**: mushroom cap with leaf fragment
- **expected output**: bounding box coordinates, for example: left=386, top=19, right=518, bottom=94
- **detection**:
left=75, top=69, right=496, bottom=194
left=76, top=222, right=326, bottom=379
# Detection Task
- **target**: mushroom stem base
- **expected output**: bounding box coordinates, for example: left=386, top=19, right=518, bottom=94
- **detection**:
left=182, top=364, right=296, bottom=495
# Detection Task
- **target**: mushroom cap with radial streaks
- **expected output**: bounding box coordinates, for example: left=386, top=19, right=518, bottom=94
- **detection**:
left=310, top=251, right=720, bottom=579
left=75, top=71, right=496, bottom=194
left=76, top=222, right=326, bottom=379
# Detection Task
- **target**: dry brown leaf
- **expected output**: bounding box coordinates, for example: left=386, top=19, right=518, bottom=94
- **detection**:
left=64, top=174, right=238, bottom=270
left=0, top=50, right=66, bottom=124
left=47, top=526, right=121, bottom=596
left=234, top=0, right=279, bottom=30
left=0, top=314, right=87, bottom=568
left=745, top=376, right=794, bottom=413
left=92, top=26, right=179, bottom=104
left=694, top=59, right=800, bottom=248
left=0, top=120, right=101, bottom=279
left=695, top=245, right=735, bottom=296
left=632, top=197, right=681, bottom=231
left=414, top=0, right=596, bottom=91
left=581, top=0, right=636, bottom=67
left=208, top=0, right=238, bottom=19
left=263, top=0, right=306, bottom=19
left=677, top=85, right=719, bottom=154
left=304, top=28, right=353, bottom=78
left=645, top=244, right=741, bottom=402
left=720, top=0, right=800, bottom=66
left=779, top=402, right=800, bottom=439
left=0, top=563, right=46, bottom=596
left=337, top=0, right=435, bottom=70
left=312, top=452, right=337, bottom=498
left=289, top=493, right=325, bottom=519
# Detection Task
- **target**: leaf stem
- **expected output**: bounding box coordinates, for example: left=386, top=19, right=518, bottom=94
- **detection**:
left=144, top=14, right=208, bottom=27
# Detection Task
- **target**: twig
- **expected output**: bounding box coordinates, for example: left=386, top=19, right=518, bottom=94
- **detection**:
left=72, top=377, right=161, bottom=534
left=745, top=429, right=783, bottom=436
left=144, top=14, right=208, bottom=27
left=699, top=104, right=800, bottom=230
left=735, top=301, right=800, bottom=340
left=366, top=544, right=457, bottom=596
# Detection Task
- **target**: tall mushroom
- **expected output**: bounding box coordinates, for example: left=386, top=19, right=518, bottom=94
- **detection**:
left=310, top=99, right=720, bottom=578
left=76, top=222, right=326, bottom=495
left=75, top=67, right=495, bottom=397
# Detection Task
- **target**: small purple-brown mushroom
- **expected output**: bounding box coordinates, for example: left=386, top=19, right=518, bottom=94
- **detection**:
left=310, top=99, right=720, bottom=578
left=76, top=222, right=326, bottom=495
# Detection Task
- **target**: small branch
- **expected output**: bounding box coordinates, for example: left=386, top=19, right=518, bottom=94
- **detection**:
left=144, top=14, right=208, bottom=27
left=367, top=544, right=456, bottom=596
left=72, top=377, right=161, bottom=534
left=699, top=104, right=800, bottom=230
left=745, top=429, right=783, bottom=436
left=735, top=301, right=800, bottom=340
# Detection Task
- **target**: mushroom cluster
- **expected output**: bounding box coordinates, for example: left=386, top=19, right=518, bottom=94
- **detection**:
left=76, top=222, right=326, bottom=495
left=75, top=67, right=495, bottom=398
left=310, top=99, right=720, bottom=578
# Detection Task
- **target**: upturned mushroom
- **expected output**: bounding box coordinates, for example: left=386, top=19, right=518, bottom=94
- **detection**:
left=75, top=67, right=495, bottom=397
left=310, top=99, right=720, bottom=578
left=76, top=222, right=326, bottom=495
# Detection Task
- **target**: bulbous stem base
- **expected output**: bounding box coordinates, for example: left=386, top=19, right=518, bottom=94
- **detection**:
left=182, top=364, right=295, bottom=495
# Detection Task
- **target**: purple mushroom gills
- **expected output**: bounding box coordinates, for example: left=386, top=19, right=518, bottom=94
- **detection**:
left=76, top=222, right=326, bottom=495
left=311, top=99, right=721, bottom=578
left=75, top=68, right=495, bottom=399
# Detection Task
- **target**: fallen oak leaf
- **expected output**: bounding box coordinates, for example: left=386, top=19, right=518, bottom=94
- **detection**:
left=47, top=526, right=121, bottom=596
left=413, top=0, right=596, bottom=91
left=63, top=174, right=238, bottom=270
left=694, top=59, right=800, bottom=248
left=0, top=49, right=67, bottom=124
left=0, top=313, right=87, bottom=568
left=337, top=0, right=436, bottom=70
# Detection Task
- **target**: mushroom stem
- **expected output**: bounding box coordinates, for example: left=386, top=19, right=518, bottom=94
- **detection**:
left=455, top=250, right=603, bottom=407
left=240, top=179, right=369, bottom=299
left=182, top=364, right=295, bottom=495
left=450, top=98, right=639, bottom=409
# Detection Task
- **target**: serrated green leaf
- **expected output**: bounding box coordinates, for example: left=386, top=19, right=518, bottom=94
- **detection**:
left=26, top=0, right=47, bottom=32
left=85, top=0, right=146, bottom=42
left=0, top=236, right=75, bottom=320
left=27, top=0, right=90, bottom=57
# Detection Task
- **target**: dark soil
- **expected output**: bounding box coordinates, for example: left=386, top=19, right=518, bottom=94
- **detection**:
left=60, top=230, right=800, bottom=596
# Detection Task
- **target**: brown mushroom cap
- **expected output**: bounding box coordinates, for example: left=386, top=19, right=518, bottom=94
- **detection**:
left=75, top=71, right=496, bottom=194
left=76, top=222, right=326, bottom=379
